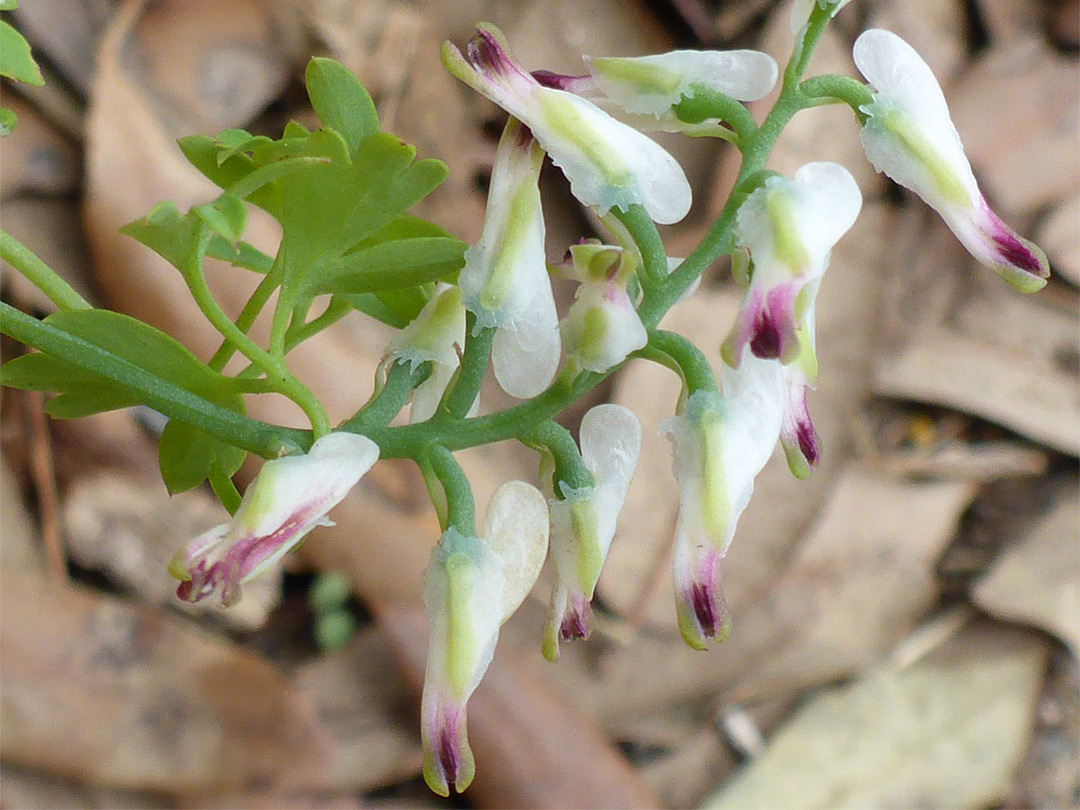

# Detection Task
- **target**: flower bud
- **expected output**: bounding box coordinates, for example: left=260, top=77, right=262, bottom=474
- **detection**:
left=390, top=283, right=466, bottom=422
left=663, top=357, right=784, bottom=649
left=722, top=162, right=861, bottom=367
left=560, top=241, right=648, bottom=374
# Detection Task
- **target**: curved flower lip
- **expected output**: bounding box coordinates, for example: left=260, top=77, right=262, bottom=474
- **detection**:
left=170, top=432, right=379, bottom=606
left=853, top=29, right=1049, bottom=292
left=459, top=117, right=560, bottom=398
left=443, top=24, right=692, bottom=224
left=422, top=481, right=549, bottom=796
left=543, top=404, right=641, bottom=661
left=723, top=162, right=861, bottom=367
left=584, top=49, right=779, bottom=116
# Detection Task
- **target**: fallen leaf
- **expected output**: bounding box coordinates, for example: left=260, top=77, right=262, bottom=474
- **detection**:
left=949, top=36, right=1079, bottom=217
left=704, top=623, right=1049, bottom=810
left=0, top=576, right=333, bottom=796
left=1037, top=194, right=1080, bottom=286
left=291, top=626, right=421, bottom=791
left=974, top=486, right=1080, bottom=656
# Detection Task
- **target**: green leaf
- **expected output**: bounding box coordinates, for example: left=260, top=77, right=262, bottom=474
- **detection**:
left=338, top=293, right=410, bottom=329
left=277, top=130, right=449, bottom=309
left=194, top=193, right=247, bottom=244
left=311, top=236, right=465, bottom=295
left=179, top=135, right=282, bottom=216
left=0, top=106, right=15, bottom=137
left=206, top=237, right=275, bottom=273
left=305, top=57, right=378, bottom=154
left=0, top=1, right=19, bottom=12
left=0, top=20, right=43, bottom=85
left=0, top=310, right=246, bottom=414
left=159, top=417, right=246, bottom=494
left=121, top=201, right=200, bottom=272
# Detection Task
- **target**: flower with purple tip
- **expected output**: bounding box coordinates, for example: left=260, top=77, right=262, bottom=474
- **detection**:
left=442, top=24, right=692, bottom=224
left=169, top=432, right=379, bottom=606
left=542, top=404, right=641, bottom=661
left=422, top=481, right=549, bottom=796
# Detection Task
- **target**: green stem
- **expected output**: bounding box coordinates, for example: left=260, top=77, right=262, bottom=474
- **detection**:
left=523, top=420, right=594, bottom=493
left=647, top=330, right=717, bottom=395
left=284, top=297, right=351, bottom=351
left=799, top=74, right=874, bottom=122
left=0, top=230, right=92, bottom=312
left=0, top=302, right=307, bottom=457
left=207, top=254, right=283, bottom=372
left=672, top=87, right=758, bottom=144
left=184, top=228, right=331, bottom=437
left=339, top=359, right=430, bottom=431
left=428, top=445, right=475, bottom=536
left=611, top=205, right=668, bottom=291
left=442, top=313, right=493, bottom=419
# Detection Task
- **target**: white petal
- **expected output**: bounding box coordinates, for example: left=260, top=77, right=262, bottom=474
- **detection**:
left=853, top=29, right=977, bottom=207
left=481, top=480, right=550, bottom=623
left=532, top=88, right=692, bottom=224
left=790, top=161, right=863, bottom=263
left=235, top=433, right=379, bottom=538
left=580, top=403, right=642, bottom=513
left=585, top=50, right=778, bottom=116
left=492, top=313, right=561, bottom=398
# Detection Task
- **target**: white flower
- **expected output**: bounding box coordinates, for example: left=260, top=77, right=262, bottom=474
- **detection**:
left=663, top=356, right=784, bottom=648
left=169, top=433, right=379, bottom=606
left=458, top=117, right=560, bottom=398
left=421, top=481, right=549, bottom=796
left=721, top=161, right=861, bottom=367
left=443, top=24, right=692, bottom=224
left=390, top=283, right=466, bottom=422
left=559, top=241, right=648, bottom=374
left=542, top=404, right=641, bottom=661
left=853, top=29, right=1049, bottom=292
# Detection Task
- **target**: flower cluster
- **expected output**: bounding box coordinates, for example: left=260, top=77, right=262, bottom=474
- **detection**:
left=167, top=14, right=1051, bottom=798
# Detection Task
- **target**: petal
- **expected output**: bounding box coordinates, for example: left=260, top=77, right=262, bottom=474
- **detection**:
left=672, top=542, right=731, bottom=649
left=944, top=199, right=1049, bottom=292
left=585, top=49, right=778, bottom=116
left=392, top=284, right=466, bottom=370
left=562, top=283, right=647, bottom=374
left=790, top=0, right=855, bottom=34
left=491, top=311, right=561, bottom=398
left=579, top=403, right=642, bottom=534
left=234, top=432, right=379, bottom=541
left=458, top=119, right=549, bottom=328
left=780, top=374, right=819, bottom=480
left=481, top=480, right=550, bottom=623
left=410, top=361, right=457, bottom=423
left=533, top=87, right=692, bottom=223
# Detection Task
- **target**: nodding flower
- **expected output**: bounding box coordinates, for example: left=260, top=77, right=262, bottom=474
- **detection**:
left=443, top=24, right=692, bottom=224
left=389, top=283, right=466, bottom=422
left=853, top=29, right=1050, bottom=292
left=542, top=404, right=641, bottom=662
left=421, top=481, right=549, bottom=796
left=663, top=353, right=786, bottom=649
left=457, top=117, right=560, bottom=398
left=721, top=162, right=861, bottom=368
left=169, top=433, right=379, bottom=606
